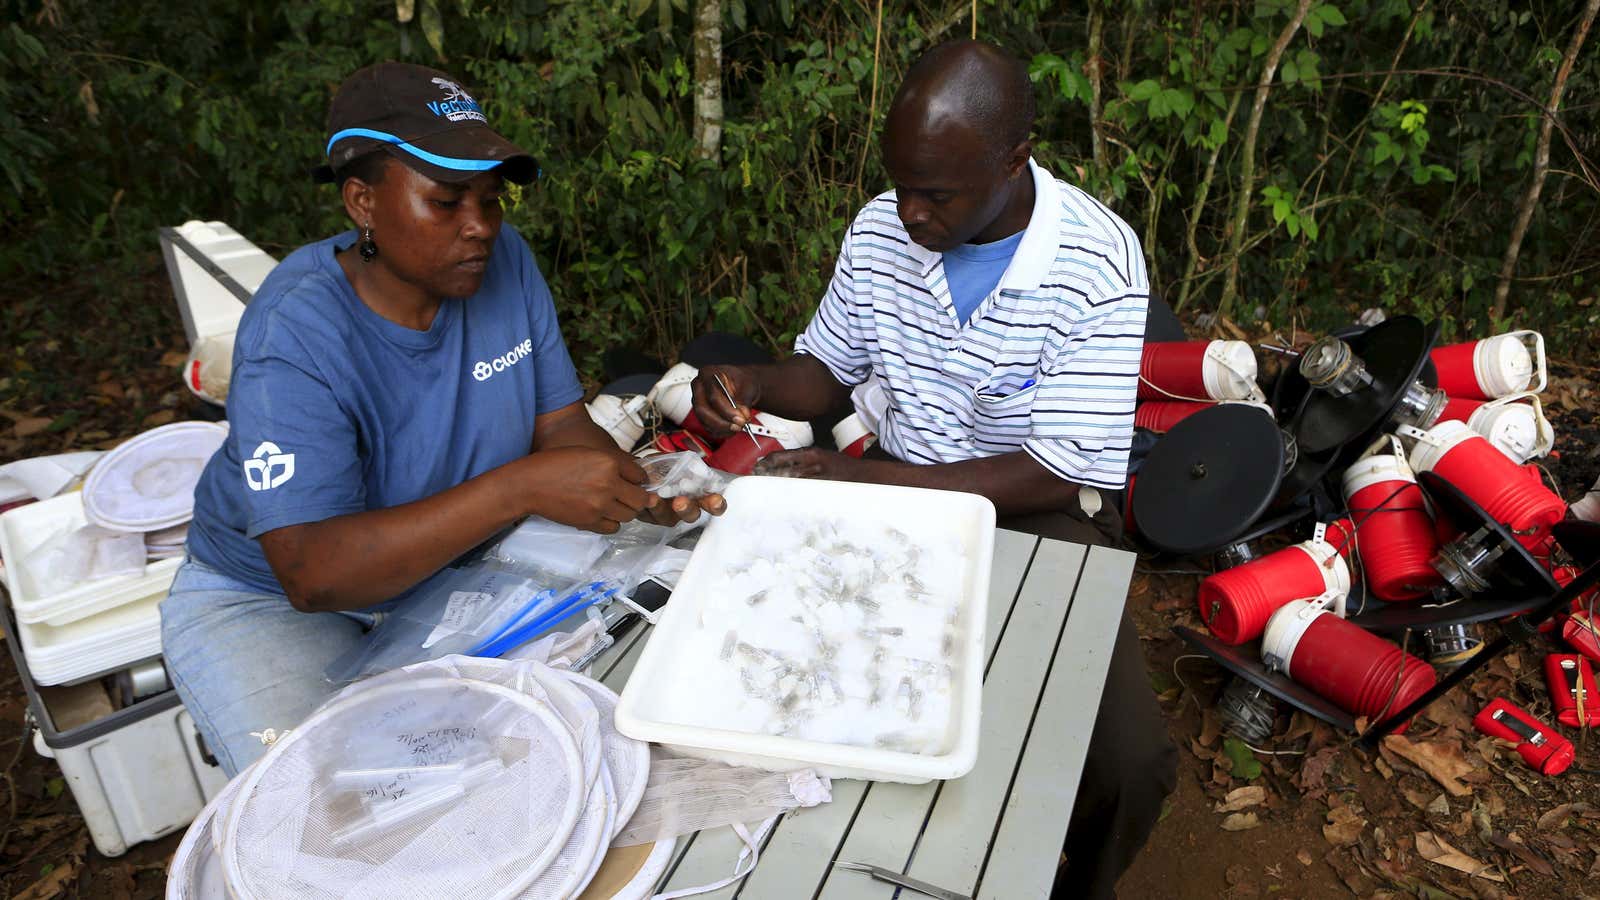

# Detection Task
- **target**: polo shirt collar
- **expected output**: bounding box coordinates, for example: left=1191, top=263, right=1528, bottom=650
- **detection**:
left=903, top=158, right=1062, bottom=292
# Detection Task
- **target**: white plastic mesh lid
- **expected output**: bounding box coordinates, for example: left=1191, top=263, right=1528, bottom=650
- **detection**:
left=82, top=422, right=227, bottom=532
left=221, top=677, right=583, bottom=900
left=559, top=670, right=651, bottom=838
left=520, top=768, right=616, bottom=899
left=168, top=772, right=242, bottom=899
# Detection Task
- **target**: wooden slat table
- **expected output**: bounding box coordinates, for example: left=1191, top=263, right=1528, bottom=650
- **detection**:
left=590, top=529, right=1134, bottom=899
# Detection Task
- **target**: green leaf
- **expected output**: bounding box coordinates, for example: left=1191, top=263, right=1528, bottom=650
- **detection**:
left=1286, top=214, right=1301, bottom=237
left=1281, top=60, right=1299, bottom=84
left=46, top=777, right=65, bottom=799
left=1303, top=217, right=1320, bottom=241
left=1319, top=4, right=1347, bottom=26
left=1127, top=79, right=1162, bottom=102
left=1222, top=738, right=1263, bottom=780
left=1306, top=14, right=1324, bottom=38
left=1272, top=198, right=1291, bottom=224
left=419, top=0, right=446, bottom=61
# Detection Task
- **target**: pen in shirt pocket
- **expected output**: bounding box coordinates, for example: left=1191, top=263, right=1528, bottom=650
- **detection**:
left=979, top=377, right=1038, bottom=402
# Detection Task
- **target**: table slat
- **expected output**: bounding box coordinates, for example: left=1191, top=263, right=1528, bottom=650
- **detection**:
left=814, top=537, right=1085, bottom=900
left=735, top=529, right=1039, bottom=899
left=976, top=544, right=1134, bottom=900
left=902, top=538, right=1097, bottom=894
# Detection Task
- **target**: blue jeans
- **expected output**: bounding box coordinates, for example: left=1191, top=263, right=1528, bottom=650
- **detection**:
left=160, top=557, right=384, bottom=776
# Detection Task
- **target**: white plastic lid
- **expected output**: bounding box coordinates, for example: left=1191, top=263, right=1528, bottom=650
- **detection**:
left=750, top=411, right=815, bottom=450
left=1202, top=340, right=1260, bottom=401
left=1469, top=398, right=1552, bottom=463
left=222, top=677, right=584, bottom=900
left=831, top=413, right=874, bottom=451
left=81, top=421, right=227, bottom=532
left=587, top=394, right=647, bottom=451
left=1473, top=333, right=1535, bottom=397
left=1341, top=453, right=1415, bottom=501
left=559, top=670, right=651, bottom=839
left=647, top=362, right=699, bottom=424
left=1260, top=600, right=1329, bottom=677
left=1406, top=420, right=1476, bottom=474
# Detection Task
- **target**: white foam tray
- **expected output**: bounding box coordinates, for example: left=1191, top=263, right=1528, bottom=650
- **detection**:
left=18, top=591, right=163, bottom=685
left=0, top=493, right=181, bottom=626
left=615, top=476, right=994, bottom=783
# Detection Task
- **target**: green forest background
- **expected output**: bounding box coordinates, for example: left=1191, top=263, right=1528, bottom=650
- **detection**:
left=3, top=0, right=1597, bottom=376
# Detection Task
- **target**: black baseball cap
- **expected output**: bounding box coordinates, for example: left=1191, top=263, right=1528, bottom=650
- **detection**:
left=312, top=62, right=537, bottom=185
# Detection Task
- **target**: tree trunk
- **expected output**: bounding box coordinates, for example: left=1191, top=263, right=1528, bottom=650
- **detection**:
left=1491, top=0, right=1599, bottom=322
left=1217, top=0, right=1314, bottom=325
left=692, top=0, right=723, bottom=162
left=1176, top=91, right=1242, bottom=312
left=1087, top=1, right=1109, bottom=204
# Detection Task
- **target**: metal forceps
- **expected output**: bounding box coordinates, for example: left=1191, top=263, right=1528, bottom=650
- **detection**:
left=713, top=371, right=762, bottom=449
left=833, top=861, right=971, bottom=900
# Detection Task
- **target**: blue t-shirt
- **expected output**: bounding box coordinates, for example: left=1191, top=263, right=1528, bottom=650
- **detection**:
left=186, top=225, right=584, bottom=596
left=941, top=229, right=1026, bottom=325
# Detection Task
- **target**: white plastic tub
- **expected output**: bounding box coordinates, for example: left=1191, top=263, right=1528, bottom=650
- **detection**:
left=615, top=476, right=995, bottom=783
left=0, top=492, right=181, bottom=627
left=17, top=591, right=164, bottom=685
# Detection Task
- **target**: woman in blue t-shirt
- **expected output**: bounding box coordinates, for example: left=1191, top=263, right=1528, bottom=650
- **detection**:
left=163, top=62, right=719, bottom=776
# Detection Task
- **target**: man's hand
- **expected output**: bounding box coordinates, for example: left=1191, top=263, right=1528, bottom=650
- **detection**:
left=690, top=364, right=762, bottom=437
left=753, top=447, right=869, bottom=482
left=514, top=446, right=651, bottom=534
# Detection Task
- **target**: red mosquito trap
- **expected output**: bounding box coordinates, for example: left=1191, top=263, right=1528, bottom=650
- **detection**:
left=1198, top=536, right=1348, bottom=646
left=1133, top=400, right=1215, bottom=433
left=1341, top=451, right=1442, bottom=602
left=1137, top=340, right=1260, bottom=402
left=1434, top=394, right=1554, bottom=464
left=1545, top=654, right=1600, bottom=728
left=1429, top=331, right=1546, bottom=400
left=1262, top=600, right=1437, bottom=732
left=831, top=413, right=876, bottom=458
left=1407, top=420, right=1566, bottom=551
left=648, top=362, right=718, bottom=441
left=1473, top=699, right=1573, bottom=776
left=703, top=411, right=815, bottom=475
left=645, top=429, right=713, bottom=458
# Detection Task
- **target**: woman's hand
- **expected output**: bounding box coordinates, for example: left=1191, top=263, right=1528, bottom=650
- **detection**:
left=690, top=364, right=762, bottom=437
left=514, top=446, right=652, bottom=533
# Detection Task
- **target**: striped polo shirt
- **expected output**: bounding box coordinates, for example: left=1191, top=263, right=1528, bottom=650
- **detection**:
left=795, top=159, right=1149, bottom=489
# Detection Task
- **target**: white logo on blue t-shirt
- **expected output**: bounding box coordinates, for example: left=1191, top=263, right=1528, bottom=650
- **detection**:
left=472, top=337, right=534, bottom=382
left=243, top=441, right=296, bottom=491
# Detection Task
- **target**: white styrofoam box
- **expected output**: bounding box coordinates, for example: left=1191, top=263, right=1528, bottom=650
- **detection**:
left=0, top=492, right=180, bottom=626
left=615, top=476, right=995, bottom=783
left=17, top=591, right=163, bottom=685
left=167, top=220, right=276, bottom=342
left=34, top=702, right=229, bottom=857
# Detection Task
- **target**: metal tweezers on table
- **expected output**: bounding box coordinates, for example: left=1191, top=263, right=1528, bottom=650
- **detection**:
left=833, top=860, right=972, bottom=900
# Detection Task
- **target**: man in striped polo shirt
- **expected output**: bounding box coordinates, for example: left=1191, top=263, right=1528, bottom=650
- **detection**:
left=690, top=40, right=1176, bottom=900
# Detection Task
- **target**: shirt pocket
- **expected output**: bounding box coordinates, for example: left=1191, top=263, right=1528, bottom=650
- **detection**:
left=971, top=379, right=1038, bottom=435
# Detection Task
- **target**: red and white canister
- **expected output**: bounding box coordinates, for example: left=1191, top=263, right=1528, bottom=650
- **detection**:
left=1341, top=454, right=1442, bottom=602
left=1407, top=420, right=1566, bottom=550
left=1261, top=600, right=1438, bottom=732
left=585, top=394, right=648, bottom=451
left=1198, top=538, right=1350, bottom=646
left=647, top=362, right=717, bottom=440
left=705, top=411, right=815, bottom=475
left=831, top=413, right=877, bottom=458
left=1137, top=340, right=1260, bottom=402
left=1436, top=394, right=1553, bottom=464
left=1429, top=331, right=1546, bottom=400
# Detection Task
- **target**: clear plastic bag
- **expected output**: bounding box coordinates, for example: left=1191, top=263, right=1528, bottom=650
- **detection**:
left=612, top=751, right=831, bottom=848
left=640, top=451, right=735, bottom=499
left=483, top=517, right=610, bottom=581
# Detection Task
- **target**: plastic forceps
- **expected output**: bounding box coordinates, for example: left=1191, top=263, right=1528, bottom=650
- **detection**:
left=833, top=861, right=971, bottom=900
left=713, top=371, right=762, bottom=450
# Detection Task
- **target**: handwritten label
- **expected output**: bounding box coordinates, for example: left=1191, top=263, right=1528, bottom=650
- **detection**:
left=422, top=591, right=491, bottom=648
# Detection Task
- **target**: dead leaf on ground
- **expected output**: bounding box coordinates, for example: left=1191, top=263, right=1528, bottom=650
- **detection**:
left=14, top=416, right=52, bottom=437
left=142, top=409, right=177, bottom=426
left=1427, top=794, right=1451, bottom=816
left=1297, top=745, right=1339, bottom=800
left=1416, top=830, right=1505, bottom=883
left=1384, top=734, right=1477, bottom=797
left=1538, top=802, right=1592, bottom=830
left=159, top=350, right=188, bottom=368
left=13, top=833, right=87, bottom=900
left=1215, top=785, right=1268, bottom=813
left=1199, top=707, right=1221, bottom=748
left=1486, top=832, right=1555, bottom=878
left=1403, top=782, right=1436, bottom=810
left=1324, top=805, right=1367, bottom=847
left=1222, top=812, right=1261, bottom=831
left=1296, top=848, right=1314, bottom=866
